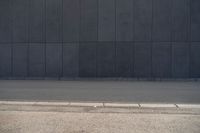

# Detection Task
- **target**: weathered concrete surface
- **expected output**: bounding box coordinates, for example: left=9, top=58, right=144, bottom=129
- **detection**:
left=0, top=80, right=200, bottom=103
left=0, top=110, right=200, bottom=133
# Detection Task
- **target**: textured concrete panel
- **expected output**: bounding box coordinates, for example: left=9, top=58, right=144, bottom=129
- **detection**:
left=191, top=0, right=200, bottom=41
left=0, top=0, right=12, bottom=43
left=97, top=43, right=115, bottom=77
left=12, top=0, right=29, bottom=42
left=29, top=0, right=45, bottom=42
left=0, top=45, right=11, bottom=78
left=13, top=45, right=28, bottom=77
left=63, top=0, right=80, bottom=42
left=152, top=0, right=172, bottom=41
left=116, top=43, right=132, bottom=77
left=46, top=0, right=62, bottom=42
left=172, top=43, right=189, bottom=78
left=152, top=43, right=171, bottom=78
left=134, top=43, right=151, bottom=78
left=98, top=0, right=115, bottom=41
left=63, top=44, right=79, bottom=77
left=79, top=43, right=96, bottom=77
left=191, top=43, right=200, bottom=78
left=29, top=44, right=45, bottom=77
left=116, top=0, right=133, bottom=41
left=171, top=0, right=190, bottom=41
left=80, top=0, right=98, bottom=41
left=134, top=0, right=152, bottom=41
left=46, top=44, right=62, bottom=77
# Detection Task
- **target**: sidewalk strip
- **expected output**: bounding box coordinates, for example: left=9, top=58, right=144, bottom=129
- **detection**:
left=69, top=102, right=103, bottom=107
left=1, top=101, right=200, bottom=109
left=140, top=104, right=177, bottom=108
left=104, top=103, right=139, bottom=108
left=176, top=104, right=200, bottom=109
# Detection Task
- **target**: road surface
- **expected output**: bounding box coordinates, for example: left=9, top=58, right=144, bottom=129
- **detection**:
left=0, top=80, right=200, bottom=103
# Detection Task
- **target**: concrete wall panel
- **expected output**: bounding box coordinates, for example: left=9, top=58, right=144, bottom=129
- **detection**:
left=12, top=0, right=29, bottom=42
left=63, top=44, right=79, bottom=77
left=46, top=0, right=62, bottom=42
left=80, top=0, right=98, bottom=41
left=152, top=0, right=172, bottom=41
left=97, top=43, right=115, bottom=77
left=134, top=43, right=151, bottom=78
left=0, top=45, right=11, bottom=78
left=29, top=44, right=45, bottom=77
left=13, top=45, right=28, bottom=77
left=116, top=43, right=133, bottom=77
left=191, top=43, right=200, bottom=78
left=134, top=0, right=152, bottom=41
left=0, top=0, right=12, bottom=43
left=152, top=43, right=171, bottom=78
left=46, top=44, right=62, bottom=77
left=79, top=43, right=97, bottom=77
left=98, top=0, right=115, bottom=41
left=116, top=0, right=133, bottom=41
left=63, top=0, right=80, bottom=42
left=172, top=43, right=189, bottom=78
left=29, top=0, right=45, bottom=42
left=191, top=0, right=200, bottom=41
left=171, top=0, right=190, bottom=41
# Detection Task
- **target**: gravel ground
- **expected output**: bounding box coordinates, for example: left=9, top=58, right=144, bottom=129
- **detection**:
left=0, top=110, right=200, bottom=133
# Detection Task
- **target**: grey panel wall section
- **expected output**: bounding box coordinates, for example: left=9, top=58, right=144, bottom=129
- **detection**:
left=79, top=43, right=96, bottom=77
left=46, top=44, right=62, bottom=77
left=63, top=44, right=79, bottom=77
left=134, top=0, right=152, bottom=41
left=97, top=43, right=115, bottom=77
left=29, top=44, right=45, bottom=77
left=172, top=43, right=189, bottom=78
left=0, top=45, right=12, bottom=78
left=116, top=0, right=133, bottom=41
left=171, top=0, right=190, bottom=42
left=63, top=0, right=80, bottom=42
left=12, top=0, right=29, bottom=42
left=46, top=0, right=62, bottom=42
left=98, top=0, right=115, bottom=41
left=116, top=43, right=132, bottom=77
left=0, top=0, right=200, bottom=79
left=191, top=43, right=200, bottom=78
left=152, top=43, right=171, bottom=78
left=0, top=0, right=12, bottom=43
left=134, top=43, right=151, bottom=78
left=191, top=0, right=200, bottom=41
left=13, top=45, right=28, bottom=78
left=29, top=0, right=45, bottom=42
left=80, top=0, right=98, bottom=41
left=152, top=0, right=172, bottom=41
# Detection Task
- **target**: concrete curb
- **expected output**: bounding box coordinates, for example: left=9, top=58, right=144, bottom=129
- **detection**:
left=1, top=101, right=200, bottom=109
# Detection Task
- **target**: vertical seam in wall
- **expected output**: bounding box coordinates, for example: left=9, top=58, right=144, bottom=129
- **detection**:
left=114, top=0, right=117, bottom=77
left=96, top=0, right=99, bottom=77
left=61, top=0, right=64, bottom=79
left=10, top=0, right=14, bottom=78
left=132, top=0, right=135, bottom=78
left=150, top=0, right=154, bottom=79
left=27, top=0, right=30, bottom=78
left=78, top=0, right=81, bottom=77
left=189, top=0, right=191, bottom=78
left=44, top=0, right=47, bottom=78
left=170, top=0, right=173, bottom=78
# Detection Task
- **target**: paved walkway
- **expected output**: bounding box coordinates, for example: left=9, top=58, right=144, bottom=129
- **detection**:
left=0, top=80, right=200, bottom=103
left=0, top=102, right=200, bottom=133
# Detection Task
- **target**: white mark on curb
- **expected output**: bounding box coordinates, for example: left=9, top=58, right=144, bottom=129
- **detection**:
left=140, top=104, right=177, bottom=108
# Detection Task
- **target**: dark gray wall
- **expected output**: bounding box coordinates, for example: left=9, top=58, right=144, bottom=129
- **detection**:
left=0, top=0, right=200, bottom=79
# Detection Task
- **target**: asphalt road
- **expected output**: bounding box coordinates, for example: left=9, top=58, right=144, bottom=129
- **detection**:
left=0, top=80, right=200, bottom=103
